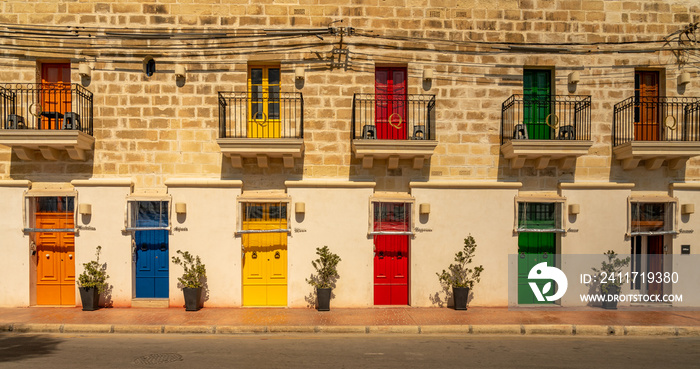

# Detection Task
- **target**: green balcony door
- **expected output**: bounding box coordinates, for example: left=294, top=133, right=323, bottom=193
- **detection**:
left=523, top=70, right=552, bottom=139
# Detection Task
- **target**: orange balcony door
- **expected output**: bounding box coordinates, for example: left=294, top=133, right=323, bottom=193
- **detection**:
left=40, top=63, right=71, bottom=129
left=634, top=71, right=660, bottom=141
left=36, top=213, right=75, bottom=306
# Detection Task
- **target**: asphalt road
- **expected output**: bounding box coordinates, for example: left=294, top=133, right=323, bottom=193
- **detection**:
left=0, top=333, right=699, bottom=368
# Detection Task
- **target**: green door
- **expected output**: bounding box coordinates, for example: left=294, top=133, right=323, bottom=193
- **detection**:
left=517, top=232, right=556, bottom=304
left=523, top=70, right=552, bottom=139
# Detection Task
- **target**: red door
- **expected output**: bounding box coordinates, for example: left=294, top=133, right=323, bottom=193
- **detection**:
left=634, top=71, right=659, bottom=141
left=375, top=67, right=407, bottom=140
left=374, top=235, right=409, bottom=305
left=41, top=63, right=71, bottom=130
left=373, top=202, right=410, bottom=305
left=647, top=235, right=663, bottom=296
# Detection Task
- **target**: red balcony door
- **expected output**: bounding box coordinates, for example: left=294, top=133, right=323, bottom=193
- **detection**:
left=634, top=71, right=660, bottom=141
left=41, top=63, right=71, bottom=129
left=375, top=67, right=407, bottom=140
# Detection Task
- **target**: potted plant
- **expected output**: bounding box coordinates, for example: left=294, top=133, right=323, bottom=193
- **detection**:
left=306, top=246, right=341, bottom=311
left=592, top=250, right=631, bottom=310
left=77, top=245, right=109, bottom=311
left=436, top=235, right=484, bottom=310
left=171, top=250, right=207, bottom=311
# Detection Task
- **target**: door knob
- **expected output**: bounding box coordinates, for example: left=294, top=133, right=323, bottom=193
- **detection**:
left=45, top=254, right=50, bottom=259
left=69, top=254, right=73, bottom=259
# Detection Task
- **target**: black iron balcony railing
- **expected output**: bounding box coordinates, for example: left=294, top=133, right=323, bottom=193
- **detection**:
left=352, top=93, right=436, bottom=140
left=501, top=94, right=591, bottom=144
left=613, top=96, right=700, bottom=147
left=0, top=83, right=93, bottom=136
left=218, top=91, right=303, bottom=139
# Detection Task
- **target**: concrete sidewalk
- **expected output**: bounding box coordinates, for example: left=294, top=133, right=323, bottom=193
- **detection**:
left=1, top=307, right=699, bottom=336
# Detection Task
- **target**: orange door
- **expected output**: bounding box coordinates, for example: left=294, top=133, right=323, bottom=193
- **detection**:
left=41, top=63, right=71, bottom=130
left=634, top=71, right=659, bottom=141
left=36, top=213, right=75, bottom=305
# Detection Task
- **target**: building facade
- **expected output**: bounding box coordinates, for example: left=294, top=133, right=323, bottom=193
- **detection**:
left=0, top=0, right=699, bottom=309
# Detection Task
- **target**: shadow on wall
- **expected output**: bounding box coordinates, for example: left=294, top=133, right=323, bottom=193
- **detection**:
left=0, top=334, right=63, bottom=363
left=102, top=282, right=114, bottom=308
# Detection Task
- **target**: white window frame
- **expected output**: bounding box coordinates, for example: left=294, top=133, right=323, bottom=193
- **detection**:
left=514, top=195, right=566, bottom=233
left=22, top=191, right=78, bottom=233
left=235, top=195, right=291, bottom=236
left=627, top=197, right=678, bottom=236
left=124, top=195, right=172, bottom=232
left=368, top=196, right=415, bottom=236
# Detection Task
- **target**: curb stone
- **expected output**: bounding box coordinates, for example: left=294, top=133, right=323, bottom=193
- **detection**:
left=624, top=326, right=678, bottom=336
left=470, top=324, right=522, bottom=335
left=12, top=323, right=63, bottom=333
left=216, top=325, right=268, bottom=334
left=419, top=325, right=470, bottom=334
left=62, top=324, right=113, bottom=334
left=163, top=325, right=215, bottom=334
left=676, top=327, right=700, bottom=336
left=267, top=326, right=316, bottom=333
left=573, top=325, right=611, bottom=336
left=113, top=325, right=163, bottom=334
left=367, top=325, right=420, bottom=334
left=316, top=325, right=367, bottom=334
left=523, top=324, right=572, bottom=335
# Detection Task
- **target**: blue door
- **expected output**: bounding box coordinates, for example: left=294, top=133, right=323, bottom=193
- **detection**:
left=133, top=201, right=169, bottom=298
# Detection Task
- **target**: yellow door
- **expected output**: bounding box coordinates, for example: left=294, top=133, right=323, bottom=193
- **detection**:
left=248, top=65, right=281, bottom=138
left=36, top=213, right=75, bottom=305
left=242, top=203, right=288, bottom=306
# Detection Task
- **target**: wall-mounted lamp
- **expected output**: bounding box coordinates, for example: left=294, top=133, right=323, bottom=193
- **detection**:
left=295, top=67, right=305, bottom=81
left=175, top=65, right=186, bottom=79
left=682, top=203, right=695, bottom=215
left=419, top=203, right=430, bottom=215
left=175, top=202, right=187, bottom=214
left=569, top=204, right=580, bottom=215
left=422, top=68, right=433, bottom=82
left=79, top=203, right=92, bottom=215
left=678, top=71, right=691, bottom=86
left=295, top=202, right=305, bottom=214
left=568, top=71, right=580, bottom=85
left=143, top=56, right=156, bottom=77
left=79, top=63, right=91, bottom=79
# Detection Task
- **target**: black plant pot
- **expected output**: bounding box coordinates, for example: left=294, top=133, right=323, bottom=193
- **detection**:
left=602, top=285, right=620, bottom=310
left=183, top=287, right=203, bottom=311
left=317, top=288, right=332, bottom=311
left=79, top=287, right=99, bottom=311
left=453, top=287, right=469, bottom=310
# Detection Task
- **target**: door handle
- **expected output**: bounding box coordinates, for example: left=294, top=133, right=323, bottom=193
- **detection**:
left=45, top=254, right=50, bottom=259
left=69, top=254, right=73, bottom=260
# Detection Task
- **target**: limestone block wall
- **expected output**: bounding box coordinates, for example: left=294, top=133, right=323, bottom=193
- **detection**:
left=0, top=0, right=697, bottom=193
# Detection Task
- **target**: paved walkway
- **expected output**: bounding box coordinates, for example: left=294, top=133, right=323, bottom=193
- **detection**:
left=1, top=307, right=699, bottom=336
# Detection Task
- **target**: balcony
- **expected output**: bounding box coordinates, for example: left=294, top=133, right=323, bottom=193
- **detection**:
left=0, top=83, right=94, bottom=161
left=500, top=95, right=593, bottom=170
left=217, top=91, right=304, bottom=168
left=351, top=93, right=437, bottom=169
left=613, top=97, right=700, bottom=170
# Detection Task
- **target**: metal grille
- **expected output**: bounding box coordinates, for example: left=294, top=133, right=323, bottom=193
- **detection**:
left=501, top=94, right=591, bottom=144
left=352, top=93, right=436, bottom=140
left=218, top=91, right=303, bottom=139
left=613, top=96, right=700, bottom=146
left=0, top=83, right=93, bottom=135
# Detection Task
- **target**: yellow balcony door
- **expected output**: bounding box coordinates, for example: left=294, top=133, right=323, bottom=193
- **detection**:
left=242, top=203, right=288, bottom=306
left=248, top=65, right=281, bottom=138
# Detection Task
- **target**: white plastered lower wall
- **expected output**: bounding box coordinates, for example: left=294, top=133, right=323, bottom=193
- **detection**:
left=0, top=180, right=32, bottom=307
left=286, top=180, right=376, bottom=308
left=72, top=179, right=134, bottom=307
left=410, top=182, right=522, bottom=307
left=166, top=179, right=242, bottom=307
left=669, top=183, right=700, bottom=307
